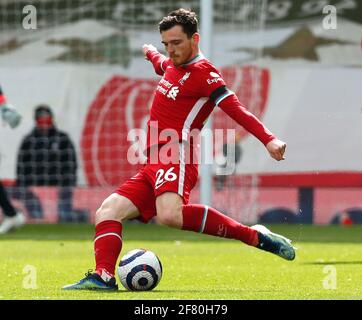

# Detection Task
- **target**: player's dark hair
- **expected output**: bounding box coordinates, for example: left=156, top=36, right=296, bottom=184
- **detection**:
left=159, top=8, right=198, bottom=38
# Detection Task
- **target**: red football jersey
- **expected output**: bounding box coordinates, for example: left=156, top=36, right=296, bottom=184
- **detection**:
left=145, top=50, right=275, bottom=160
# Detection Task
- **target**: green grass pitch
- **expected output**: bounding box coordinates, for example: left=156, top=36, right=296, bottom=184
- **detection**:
left=0, top=223, right=361, bottom=300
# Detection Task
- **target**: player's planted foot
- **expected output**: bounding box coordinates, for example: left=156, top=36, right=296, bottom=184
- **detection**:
left=251, top=224, right=296, bottom=261
left=62, top=269, right=118, bottom=291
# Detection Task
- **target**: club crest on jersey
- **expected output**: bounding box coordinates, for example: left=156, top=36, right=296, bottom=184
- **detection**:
left=207, top=71, right=222, bottom=85
left=178, top=72, right=191, bottom=85
left=167, top=86, right=179, bottom=100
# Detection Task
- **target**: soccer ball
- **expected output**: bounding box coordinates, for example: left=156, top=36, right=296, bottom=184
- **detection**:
left=117, top=248, right=163, bottom=291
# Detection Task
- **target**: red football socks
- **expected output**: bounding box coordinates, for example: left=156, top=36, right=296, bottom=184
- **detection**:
left=182, top=204, right=259, bottom=246
left=94, top=220, right=123, bottom=276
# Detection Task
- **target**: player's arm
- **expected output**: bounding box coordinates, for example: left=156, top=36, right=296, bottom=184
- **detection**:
left=0, top=85, right=22, bottom=128
left=0, top=86, right=6, bottom=105
left=211, top=86, right=286, bottom=161
left=142, top=44, right=169, bottom=76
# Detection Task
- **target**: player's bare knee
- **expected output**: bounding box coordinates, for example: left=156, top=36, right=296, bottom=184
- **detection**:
left=157, top=208, right=182, bottom=228
left=157, top=213, right=177, bottom=227
left=95, top=206, right=118, bottom=224
left=96, top=204, right=135, bottom=224
left=95, top=194, right=139, bottom=224
left=156, top=194, right=183, bottom=228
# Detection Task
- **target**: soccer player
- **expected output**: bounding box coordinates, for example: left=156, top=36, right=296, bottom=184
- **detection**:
left=63, top=9, right=295, bottom=291
left=0, top=85, right=25, bottom=234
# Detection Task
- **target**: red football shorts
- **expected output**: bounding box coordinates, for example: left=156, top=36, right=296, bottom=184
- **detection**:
left=115, top=161, right=198, bottom=223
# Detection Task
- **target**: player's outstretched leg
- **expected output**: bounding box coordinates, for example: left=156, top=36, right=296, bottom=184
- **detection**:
left=251, top=224, right=295, bottom=261
left=180, top=204, right=295, bottom=261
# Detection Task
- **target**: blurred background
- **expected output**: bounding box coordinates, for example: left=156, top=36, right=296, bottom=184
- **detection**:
left=0, top=0, right=361, bottom=225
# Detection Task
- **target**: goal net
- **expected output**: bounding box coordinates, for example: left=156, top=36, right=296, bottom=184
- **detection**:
left=211, top=0, right=268, bottom=224
left=0, top=0, right=267, bottom=224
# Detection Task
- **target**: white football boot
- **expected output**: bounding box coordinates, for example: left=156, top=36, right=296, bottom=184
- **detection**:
left=0, top=211, right=26, bottom=234
left=251, top=224, right=296, bottom=261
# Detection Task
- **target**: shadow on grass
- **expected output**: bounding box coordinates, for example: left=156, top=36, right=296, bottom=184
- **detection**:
left=301, top=261, right=362, bottom=265
left=0, top=223, right=222, bottom=242
left=116, top=286, right=287, bottom=293
left=1, top=224, right=362, bottom=243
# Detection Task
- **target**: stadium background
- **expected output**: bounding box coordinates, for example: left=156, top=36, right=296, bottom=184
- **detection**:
left=1, top=0, right=362, bottom=225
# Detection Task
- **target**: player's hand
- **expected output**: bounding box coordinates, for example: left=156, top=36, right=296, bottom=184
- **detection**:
left=266, top=138, right=286, bottom=161
left=1, top=104, right=22, bottom=128
left=142, top=44, right=158, bottom=59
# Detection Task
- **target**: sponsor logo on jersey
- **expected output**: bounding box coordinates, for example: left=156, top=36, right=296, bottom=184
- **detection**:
left=210, top=72, right=220, bottom=78
left=207, top=71, right=223, bottom=84
left=157, top=85, right=168, bottom=95
left=157, top=77, right=174, bottom=95
left=160, top=77, right=173, bottom=89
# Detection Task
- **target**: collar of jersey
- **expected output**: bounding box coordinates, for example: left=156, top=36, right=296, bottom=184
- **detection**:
left=181, top=52, right=205, bottom=66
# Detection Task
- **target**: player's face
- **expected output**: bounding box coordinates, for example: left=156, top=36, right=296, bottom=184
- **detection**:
left=161, top=25, right=199, bottom=66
